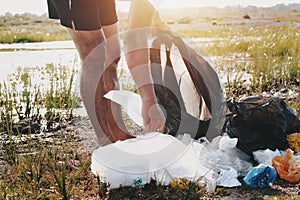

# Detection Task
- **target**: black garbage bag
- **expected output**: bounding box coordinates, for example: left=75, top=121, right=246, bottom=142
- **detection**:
left=149, top=32, right=225, bottom=140
left=226, top=96, right=300, bottom=156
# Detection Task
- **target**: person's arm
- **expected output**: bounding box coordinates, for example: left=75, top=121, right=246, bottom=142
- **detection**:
left=124, top=0, right=167, bottom=132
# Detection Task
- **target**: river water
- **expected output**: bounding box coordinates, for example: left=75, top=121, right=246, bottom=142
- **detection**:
left=0, top=41, right=80, bottom=81
left=0, top=38, right=233, bottom=93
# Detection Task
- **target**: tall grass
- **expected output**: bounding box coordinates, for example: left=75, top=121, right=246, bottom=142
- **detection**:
left=178, top=23, right=300, bottom=114
left=0, top=64, right=79, bottom=126
left=199, top=26, right=299, bottom=102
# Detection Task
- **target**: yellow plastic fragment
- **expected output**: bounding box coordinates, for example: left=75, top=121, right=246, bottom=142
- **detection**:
left=287, top=133, right=300, bottom=153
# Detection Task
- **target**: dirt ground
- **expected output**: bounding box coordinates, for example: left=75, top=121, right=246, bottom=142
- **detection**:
left=216, top=178, right=300, bottom=200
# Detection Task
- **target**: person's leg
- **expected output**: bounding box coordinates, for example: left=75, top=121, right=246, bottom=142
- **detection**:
left=67, top=29, right=112, bottom=145
left=68, top=28, right=133, bottom=144
left=102, top=23, right=133, bottom=139
left=48, top=0, right=132, bottom=144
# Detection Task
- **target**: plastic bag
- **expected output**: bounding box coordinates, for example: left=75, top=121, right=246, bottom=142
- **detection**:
left=192, top=135, right=253, bottom=177
left=104, top=90, right=143, bottom=126
left=272, top=148, right=300, bottom=182
left=150, top=32, right=226, bottom=140
left=253, top=149, right=281, bottom=166
left=91, top=132, right=217, bottom=192
left=226, top=96, right=300, bottom=156
left=287, top=133, right=300, bottom=153
left=218, top=168, right=241, bottom=187
left=243, top=164, right=277, bottom=188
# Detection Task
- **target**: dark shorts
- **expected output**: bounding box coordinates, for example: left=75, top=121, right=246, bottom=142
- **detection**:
left=47, top=0, right=118, bottom=30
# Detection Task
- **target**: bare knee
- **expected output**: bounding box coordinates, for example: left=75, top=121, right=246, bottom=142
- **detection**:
left=67, top=28, right=105, bottom=61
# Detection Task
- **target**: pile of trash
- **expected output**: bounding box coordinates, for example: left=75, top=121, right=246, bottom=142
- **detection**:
left=226, top=95, right=300, bottom=187
left=92, top=132, right=248, bottom=192
left=91, top=132, right=300, bottom=191
left=92, top=91, right=300, bottom=192
left=91, top=32, right=300, bottom=192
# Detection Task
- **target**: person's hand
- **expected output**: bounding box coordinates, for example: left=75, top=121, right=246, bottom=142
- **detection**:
left=142, top=98, right=166, bottom=133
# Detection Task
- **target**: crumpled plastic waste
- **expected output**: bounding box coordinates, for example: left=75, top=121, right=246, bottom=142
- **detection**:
left=287, top=133, right=300, bottom=153
left=218, top=168, right=241, bottom=187
left=91, top=132, right=218, bottom=192
left=272, top=148, right=300, bottom=182
left=192, top=135, right=253, bottom=177
left=178, top=134, right=248, bottom=188
left=243, top=164, right=277, bottom=188
left=106, top=90, right=253, bottom=175
left=91, top=132, right=254, bottom=192
left=253, top=148, right=300, bottom=167
left=99, top=90, right=253, bottom=191
left=253, top=149, right=281, bottom=166
left=104, top=90, right=143, bottom=126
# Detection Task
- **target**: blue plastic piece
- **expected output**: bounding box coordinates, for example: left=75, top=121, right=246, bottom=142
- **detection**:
left=132, top=177, right=147, bottom=188
left=243, top=164, right=277, bottom=188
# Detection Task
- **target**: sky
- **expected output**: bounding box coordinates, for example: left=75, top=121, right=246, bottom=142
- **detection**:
left=0, top=0, right=299, bottom=15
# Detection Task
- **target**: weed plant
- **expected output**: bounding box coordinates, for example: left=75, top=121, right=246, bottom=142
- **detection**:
left=0, top=64, right=79, bottom=126
left=219, top=26, right=299, bottom=88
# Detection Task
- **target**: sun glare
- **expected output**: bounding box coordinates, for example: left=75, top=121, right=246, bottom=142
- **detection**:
left=158, top=0, right=299, bottom=9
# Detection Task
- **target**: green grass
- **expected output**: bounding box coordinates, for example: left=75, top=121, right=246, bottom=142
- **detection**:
left=177, top=24, right=300, bottom=115
left=0, top=14, right=70, bottom=43
left=0, top=26, right=70, bottom=43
